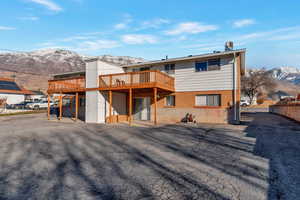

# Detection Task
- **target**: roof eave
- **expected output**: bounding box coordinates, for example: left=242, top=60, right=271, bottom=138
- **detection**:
left=123, top=49, right=246, bottom=68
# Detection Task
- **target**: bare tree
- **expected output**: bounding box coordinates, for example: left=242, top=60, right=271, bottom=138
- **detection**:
left=242, top=69, right=276, bottom=105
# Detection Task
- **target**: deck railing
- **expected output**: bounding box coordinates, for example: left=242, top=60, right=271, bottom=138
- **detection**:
left=99, top=70, right=175, bottom=91
left=48, top=76, right=85, bottom=93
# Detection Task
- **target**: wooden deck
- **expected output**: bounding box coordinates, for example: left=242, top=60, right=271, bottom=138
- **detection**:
left=48, top=76, right=86, bottom=94
left=48, top=70, right=175, bottom=94
left=98, top=70, right=175, bottom=92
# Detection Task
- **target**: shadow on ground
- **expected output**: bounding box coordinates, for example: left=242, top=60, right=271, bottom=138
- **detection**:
left=243, top=112, right=300, bottom=200
left=0, top=112, right=298, bottom=199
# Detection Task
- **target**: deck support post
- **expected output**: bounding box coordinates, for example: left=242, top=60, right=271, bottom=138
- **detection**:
left=129, top=88, right=132, bottom=126
left=109, top=90, right=112, bottom=123
left=47, top=94, right=50, bottom=120
left=59, top=93, right=62, bottom=120
left=154, top=88, right=157, bottom=125
left=75, top=92, right=79, bottom=121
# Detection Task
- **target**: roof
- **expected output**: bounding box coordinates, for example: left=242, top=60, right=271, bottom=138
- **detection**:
left=123, top=49, right=246, bottom=68
left=52, top=71, right=86, bottom=79
left=0, top=78, right=34, bottom=95
left=30, top=90, right=45, bottom=95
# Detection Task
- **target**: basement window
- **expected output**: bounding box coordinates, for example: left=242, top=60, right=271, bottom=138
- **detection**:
left=195, top=94, right=220, bottom=106
left=165, top=95, right=175, bottom=107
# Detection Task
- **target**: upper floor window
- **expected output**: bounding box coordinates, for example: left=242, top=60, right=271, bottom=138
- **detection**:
left=195, top=62, right=207, bottom=72
left=165, top=95, right=175, bottom=107
left=164, top=64, right=175, bottom=74
left=195, top=58, right=221, bottom=72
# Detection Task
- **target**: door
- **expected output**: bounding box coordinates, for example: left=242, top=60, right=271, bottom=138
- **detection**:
left=133, top=97, right=150, bottom=120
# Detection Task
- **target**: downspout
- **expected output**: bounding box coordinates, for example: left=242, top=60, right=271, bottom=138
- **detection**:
left=233, top=53, right=237, bottom=123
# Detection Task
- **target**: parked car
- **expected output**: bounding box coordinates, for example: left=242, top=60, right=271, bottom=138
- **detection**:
left=26, top=100, right=54, bottom=110
left=240, top=99, right=250, bottom=107
left=8, top=101, right=33, bottom=109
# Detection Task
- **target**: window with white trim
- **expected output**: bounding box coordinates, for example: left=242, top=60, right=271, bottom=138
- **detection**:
left=165, top=95, right=175, bottom=106
left=195, top=94, right=220, bottom=106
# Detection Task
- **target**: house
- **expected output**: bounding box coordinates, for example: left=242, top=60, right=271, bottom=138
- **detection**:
left=47, top=42, right=246, bottom=124
left=0, top=78, right=34, bottom=104
left=25, top=90, right=46, bottom=102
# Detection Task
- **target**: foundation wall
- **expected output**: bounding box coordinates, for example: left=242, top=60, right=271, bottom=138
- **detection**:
left=270, top=104, right=300, bottom=122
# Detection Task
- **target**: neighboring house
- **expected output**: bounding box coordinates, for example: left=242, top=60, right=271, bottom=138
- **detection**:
left=47, top=43, right=246, bottom=124
left=270, top=90, right=294, bottom=101
left=0, top=78, right=33, bottom=104
left=26, top=90, right=45, bottom=102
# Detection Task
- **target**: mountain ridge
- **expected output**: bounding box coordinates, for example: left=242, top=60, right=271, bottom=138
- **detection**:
left=0, top=49, right=299, bottom=93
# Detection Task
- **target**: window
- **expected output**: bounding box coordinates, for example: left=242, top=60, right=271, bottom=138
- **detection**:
left=164, top=64, right=175, bottom=73
left=195, top=58, right=221, bottom=72
left=208, top=58, right=221, bottom=71
left=195, top=62, right=207, bottom=72
left=165, top=95, right=175, bottom=107
left=195, top=94, right=220, bottom=106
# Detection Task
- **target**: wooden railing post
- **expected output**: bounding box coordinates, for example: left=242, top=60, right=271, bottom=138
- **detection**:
left=129, top=88, right=132, bottom=126
left=75, top=92, right=79, bottom=121
left=154, top=88, right=157, bottom=125
left=109, top=90, right=112, bottom=123
left=59, top=93, right=62, bottom=120
left=47, top=95, right=50, bottom=120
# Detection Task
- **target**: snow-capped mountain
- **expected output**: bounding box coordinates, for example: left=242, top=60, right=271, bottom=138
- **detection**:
left=270, top=66, right=300, bottom=85
left=0, top=49, right=145, bottom=91
left=0, top=49, right=145, bottom=75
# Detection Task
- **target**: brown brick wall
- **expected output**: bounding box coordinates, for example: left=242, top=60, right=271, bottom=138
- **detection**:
left=149, top=90, right=236, bottom=124
left=270, top=104, right=300, bottom=122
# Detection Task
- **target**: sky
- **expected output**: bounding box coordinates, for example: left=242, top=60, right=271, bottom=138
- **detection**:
left=1, top=0, right=300, bottom=68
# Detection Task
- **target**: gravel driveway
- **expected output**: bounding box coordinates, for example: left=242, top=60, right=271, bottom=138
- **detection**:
left=0, top=112, right=299, bottom=200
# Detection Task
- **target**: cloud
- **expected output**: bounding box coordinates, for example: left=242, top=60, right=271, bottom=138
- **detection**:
left=121, top=34, right=158, bottom=44
left=165, top=22, right=218, bottom=35
left=114, top=14, right=132, bottom=30
left=75, top=40, right=120, bottom=51
left=138, top=18, right=170, bottom=30
left=28, top=0, right=62, bottom=12
left=60, top=36, right=95, bottom=42
left=236, top=26, right=300, bottom=41
left=233, top=19, right=255, bottom=28
left=0, top=26, right=16, bottom=31
left=18, top=16, right=39, bottom=21
left=114, top=23, right=128, bottom=30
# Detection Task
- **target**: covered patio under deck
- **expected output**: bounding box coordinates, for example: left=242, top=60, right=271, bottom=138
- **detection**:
left=98, top=70, right=174, bottom=125
left=47, top=70, right=174, bottom=125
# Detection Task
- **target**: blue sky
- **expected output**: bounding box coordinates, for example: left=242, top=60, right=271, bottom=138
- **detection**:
left=1, top=0, right=300, bottom=68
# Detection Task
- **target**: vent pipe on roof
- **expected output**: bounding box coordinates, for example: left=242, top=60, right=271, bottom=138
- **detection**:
left=166, top=55, right=168, bottom=60
left=225, top=41, right=234, bottom=51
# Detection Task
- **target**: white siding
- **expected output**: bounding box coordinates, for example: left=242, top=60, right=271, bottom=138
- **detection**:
left=0, top=93, right=24, bottom=104
left=175, top=58, right=234, bottom=91
left=85, top=60, right=125, bottom=123
left=86, top=60, right=124, bottom=88
left=124, top=57, right=233, bottom=91
left=85, top=91, right=102, bottom=123
left=97, top=60, right=124, bottom=75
